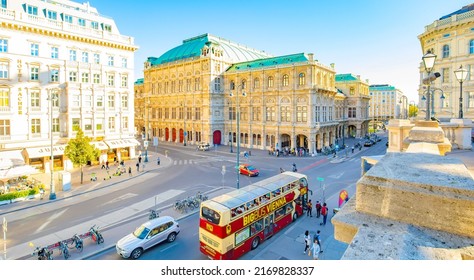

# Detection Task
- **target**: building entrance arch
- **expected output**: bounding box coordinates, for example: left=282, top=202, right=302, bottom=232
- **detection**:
left=213, top=130, right=221, bottom=145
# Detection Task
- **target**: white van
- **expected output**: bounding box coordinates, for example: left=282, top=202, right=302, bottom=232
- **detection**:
left=116, top=216, right=180, bottom=259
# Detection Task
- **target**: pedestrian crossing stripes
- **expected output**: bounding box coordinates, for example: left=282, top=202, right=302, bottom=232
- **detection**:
left=173, top=157, right=224, bottom=165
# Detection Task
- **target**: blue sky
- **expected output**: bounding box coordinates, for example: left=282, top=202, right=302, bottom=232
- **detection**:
left=91, top=0, right=473, bottom=102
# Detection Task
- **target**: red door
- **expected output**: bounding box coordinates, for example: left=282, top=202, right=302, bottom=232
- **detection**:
left=213, top=130, right=221, bottom=145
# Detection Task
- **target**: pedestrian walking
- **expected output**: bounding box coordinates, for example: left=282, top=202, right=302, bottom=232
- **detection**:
left=315, top=201, right=321, bottom=218
left=136, top=162, right=139, bottom=172
left=306, top=199, right=313, bottom=217
left=105, top=161, right=109, bottom=170
left=351, top=146, right=354, bottom=153
left=303, top=230, right=311, bottom=254
left=320, top=203, right=328, bottom=226
left=101, top=161, right=105, bottom=169
left=128, top=166, right=132, bottom=177
left=309, top=238, right=320, bottom=260
left=315, top=230, right=323, bottom=253
left=157, top=157, right=160, bottom=165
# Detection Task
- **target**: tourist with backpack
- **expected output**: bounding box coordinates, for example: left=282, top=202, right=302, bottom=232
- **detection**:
left=306, top=199, right=313, bottom=217
left=315, top=201, right=322, bottom=218
left=303, top=230, right=311, bottom=254
left=315, top=230, right=323, bottom=253
left=320, top=203, right=328, bottom=226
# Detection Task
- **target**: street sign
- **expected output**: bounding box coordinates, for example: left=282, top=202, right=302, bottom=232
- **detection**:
left=184, top=131, right=187, bottom=136
left=144, top=140, right=149, bottom=148
left=317, top=177, right=324, bottom=182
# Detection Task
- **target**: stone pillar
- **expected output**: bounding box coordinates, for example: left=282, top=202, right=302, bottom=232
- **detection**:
left=450, top=119, right=473, bottom=150
left=386, top=119, right=413, bottom=152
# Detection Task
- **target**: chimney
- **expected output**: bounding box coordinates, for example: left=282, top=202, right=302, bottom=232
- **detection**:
left=307, top=53, right=314, bottom=61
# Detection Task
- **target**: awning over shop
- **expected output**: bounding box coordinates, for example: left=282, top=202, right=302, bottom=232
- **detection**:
left=90, top=141, right=108, bottom=150
left=0, top=165, right=38, bottom=181
left=104, top=138, right=140, bottom=149
left=23, top=144, right=67, bottom=159
left=0, top=150, right=25, bottom=168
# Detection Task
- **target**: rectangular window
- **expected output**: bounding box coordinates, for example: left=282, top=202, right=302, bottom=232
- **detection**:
left=30, top=66, right=39, bottom=81
left=442, top=68, right=450, bottom=83
left=91, top=21, right=99, bottom=29
left=96, top=95, right=104, bottom=107
left=103, top=24, right=112, bottom=32
left=84, top=118, right=92, bottom=131
left=194, top=78, right=200, bottom=91
left=77, top=18, right=86, bottom=26
left=52, top=118, right=59, bottom=133
left=349, top=107, right=357, bottom=118
left=93, top=53, right=100, bottom=64
left=164, top=108, right=169, bottom=119
left=72, top=95, right=80, bottom=107
left=84, top=95, right=92, bottom=107
left=81, top=73, right=89, bottom=83
left=107, top=74, right=114, bottom=86
left=171, top=108, right=176, bottom=119
left=265, top=106, right=275, bottom=121
left=122, top=116, right=128, bottom=129
left=50, top=69, right=59, bottom=82
left=27, top=5, right=38, bottom=15
left=297, top=106, right=307, bottom=122
left=0, top=39, right=8, bottom=53
left=64, top=14, right=73, bottom=23
left=0, top=62, right=8, bottom=79
left=195, top=107, right=201, bottom=120
left=51, top=47, right=58, bottom=59
left=280, top=106, right=290, bottom=122
left=0, top=89, right=9, bottom=108
left=69, top=71, right=77, bottom=82
left=30, top=43, right=39, bottom=56
left=252, top=107, right=261, bottom=121
left=1, top=0, right=7, bottom=9
left=121, top=95, right=128, bottom=109
left=93, top=73, right=100, bottom=84
left=96, top=118, right=104, bottom=131
left=122, top=58, right=127, bottom=68
left=108, top=95, right=115, bottom=109
left=69, top=50, right=77, bottom=61
left=72, top=118, right=80, bottom=131
left=121, top=75, right=128, bottom=87
left=108, top=56, right=114, bottom=66
left=315, top=106, right=320, bottom=122
left=31, top=119, right=41, bottom=134
left=0, top=119, right=11, bottom=136
left=82, top=52, right=89, bottom=63
left=47, top=10, right=57, bottom=20
left=108, top=117, right=115, bottom=130
left=186, top=79, right=191, bottom=91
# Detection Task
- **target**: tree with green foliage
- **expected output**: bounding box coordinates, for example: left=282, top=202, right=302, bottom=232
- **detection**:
left=64, top=128, right=100, bottom=184
left=409, top=104, right=418, bottom=117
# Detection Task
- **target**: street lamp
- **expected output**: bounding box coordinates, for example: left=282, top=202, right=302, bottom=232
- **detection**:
left=422, top=50, right=437, bottom=121
left=181, top=100, right=187, bottom=146
left=230, top=84, right=246, bottom=189
left=228, top=100, right=233, bottom=153
left=399, top=95, right=408, bottom=119
left=454, top=65, right=469, bottom=119
left=48, top=90, right=58, bottom=200
left=144, top=96, right=149, bottom=163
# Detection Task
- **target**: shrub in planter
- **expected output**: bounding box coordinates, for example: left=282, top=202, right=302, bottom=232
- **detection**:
left=0, top=186, right=40, bottom=202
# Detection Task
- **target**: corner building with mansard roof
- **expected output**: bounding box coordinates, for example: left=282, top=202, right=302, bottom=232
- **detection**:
left=138, top=33, right=368, bottom=154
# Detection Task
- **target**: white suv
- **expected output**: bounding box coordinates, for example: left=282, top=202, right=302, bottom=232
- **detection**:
left=116, top=216, right=180, bottom=259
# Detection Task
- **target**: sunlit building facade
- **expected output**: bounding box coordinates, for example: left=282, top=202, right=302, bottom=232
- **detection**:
left=418, top=3, right=474, bottom=121
left=369, top=84, right=403, bottom=126
left=138, top=33, right=370, bottom=154
left=0, top=0, right=138, bottom=171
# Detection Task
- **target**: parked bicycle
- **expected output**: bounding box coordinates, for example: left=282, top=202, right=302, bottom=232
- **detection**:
left=89, top=225, right=104, bottom=244
left=32, top=246, right=53, bottom=260
left=68, top=234, right=83, bottom=252
left=148, top=209, right=159, bottom=220
left=58, top=240, right=70, bottom=260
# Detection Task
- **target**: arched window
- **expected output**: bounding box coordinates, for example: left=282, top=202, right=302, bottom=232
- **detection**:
left=282, top=74, right=289, bottom=86
left=442, top=45, right=450, bottom=58
left=254, top=78, right=260, bottom=89
left=298, top=73, right=305, bottom=86
left=268, top=76, right=274, bottom=88
left=469, top=40, right=474, bottom=54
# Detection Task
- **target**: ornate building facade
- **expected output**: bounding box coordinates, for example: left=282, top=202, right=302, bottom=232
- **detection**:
left=369, top=84, right=403, bottom=127
left=137, top=34, right=369, bottom=155
left=0, top=0, right=138, bottom=171
left=418, top=3, right=474, bottom=121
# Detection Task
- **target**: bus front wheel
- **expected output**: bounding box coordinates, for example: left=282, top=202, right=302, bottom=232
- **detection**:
left=251, top=237, right=260, bottom=250
left=293, top=212, right=298, bottom=222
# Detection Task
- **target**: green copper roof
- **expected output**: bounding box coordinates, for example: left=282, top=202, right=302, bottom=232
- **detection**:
left=227, top=53, right=308, bottom=71
left=148, top=33, right=272, bottom=66
left=335, top=74, right=358, bottom=82
left=369, top=84, right=396, bottom=91
left=134, top=78, right=144, bottom=85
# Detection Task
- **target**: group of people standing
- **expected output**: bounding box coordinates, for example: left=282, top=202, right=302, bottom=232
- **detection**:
left=303, top=199, right=329, bottom=260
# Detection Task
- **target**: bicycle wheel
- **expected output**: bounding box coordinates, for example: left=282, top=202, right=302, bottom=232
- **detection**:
left=76, top=242, right=83, bottom=253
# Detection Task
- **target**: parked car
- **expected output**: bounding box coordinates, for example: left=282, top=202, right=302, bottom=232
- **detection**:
left=116, top=216, right=180, bottom=259
left=197, top=142, right=210, bottom=151
left=238, top=164, right=259, bottom=177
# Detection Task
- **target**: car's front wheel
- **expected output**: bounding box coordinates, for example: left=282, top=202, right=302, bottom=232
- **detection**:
left=167, top=232, right=177, bottom=243
left=130, top=248, right=143, bottom=259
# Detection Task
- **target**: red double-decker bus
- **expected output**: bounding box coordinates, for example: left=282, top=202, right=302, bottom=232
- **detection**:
left=199, top=171, right=309, bottom=260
